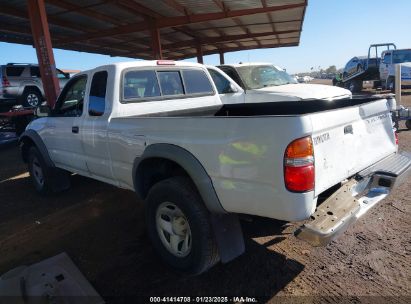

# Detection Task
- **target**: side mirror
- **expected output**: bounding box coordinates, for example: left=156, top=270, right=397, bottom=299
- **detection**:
left=223, top=83, right=238, bottom=94
left=230, top=83, right=238, bottom=93
left=35, top=105, right=51, bottom=117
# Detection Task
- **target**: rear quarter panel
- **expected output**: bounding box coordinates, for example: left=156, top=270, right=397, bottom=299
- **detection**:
left=108, top=115, right=318, bottom=221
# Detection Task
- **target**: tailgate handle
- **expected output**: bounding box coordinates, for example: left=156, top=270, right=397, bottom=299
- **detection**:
left=344, top=125, right=353, bottom=134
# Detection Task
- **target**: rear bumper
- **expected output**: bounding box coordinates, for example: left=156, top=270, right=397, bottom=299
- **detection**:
left=295, top=152, right=411, bottom=246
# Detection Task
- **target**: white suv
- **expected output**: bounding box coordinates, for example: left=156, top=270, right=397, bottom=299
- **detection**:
left=0, top=63, right=70, bottom=108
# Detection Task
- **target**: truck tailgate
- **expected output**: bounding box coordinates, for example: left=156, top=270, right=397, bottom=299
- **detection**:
left=310, top=98, right=397, bottom=195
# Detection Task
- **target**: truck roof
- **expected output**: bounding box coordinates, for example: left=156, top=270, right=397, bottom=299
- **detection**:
left=219, top=62, right=273, bottom=68
left=382, top=48, right=411, bottom=53
left=81, top=60, right=205, bottom=74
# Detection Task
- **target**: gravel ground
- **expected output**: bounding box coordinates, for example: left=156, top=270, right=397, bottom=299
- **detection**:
left=0, top=86, right=410, bottom=303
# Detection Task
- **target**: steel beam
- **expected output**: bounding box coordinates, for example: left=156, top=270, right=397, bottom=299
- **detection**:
left=27, top=0, right=60, bottom=108
left=219, top=51, right=225, bottom=64
left=196, top=44, right=204, bottom=64
left=151, top=25, right=163, bottom=59
left=59, top=2, right=306, bottom=44
left=124, top=29, right=299, bottom=56
left=171, top=42, right=298, bottom=60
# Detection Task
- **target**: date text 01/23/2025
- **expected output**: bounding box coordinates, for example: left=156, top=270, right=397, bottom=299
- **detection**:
left=149, top=296, right=258, bottom=303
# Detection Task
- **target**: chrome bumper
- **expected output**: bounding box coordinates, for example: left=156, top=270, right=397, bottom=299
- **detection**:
left=295, top=152, right=411, bottom=246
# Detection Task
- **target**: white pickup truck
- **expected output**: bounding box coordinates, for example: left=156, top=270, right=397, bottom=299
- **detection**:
left=380, top=49, right=411, bottom=91
left=20, top=60, right=411, bottom=275
left=214, top=63, right=352, bottom=103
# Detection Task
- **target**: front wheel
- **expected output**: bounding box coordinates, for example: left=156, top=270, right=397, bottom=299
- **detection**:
left=28, top=146, right=52, bottom=195
left=145, top=176, right=219, bottom=275
left=21, top=89, right=42, bottom=107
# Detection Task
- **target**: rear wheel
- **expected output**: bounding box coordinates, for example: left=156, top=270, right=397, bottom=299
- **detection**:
left=348, top=79, right=363, bottom=93
left=145, top=176, right=219, bottom=275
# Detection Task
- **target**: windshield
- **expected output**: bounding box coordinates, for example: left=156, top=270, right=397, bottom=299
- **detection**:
left=236, top=65, right=297, bottom=89
left=393, top=50, right=411, bottom=63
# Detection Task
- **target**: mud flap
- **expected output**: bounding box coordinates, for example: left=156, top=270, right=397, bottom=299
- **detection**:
left=210, top=213, right=245, bottom=263
left=50, top=168, right=71, bottom=193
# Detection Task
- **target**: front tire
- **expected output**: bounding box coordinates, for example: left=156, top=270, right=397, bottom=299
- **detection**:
left=145, top=176, right=219, bottom=275
left=21, top=89, right=41, bottom=107
left=28, top=146, right=52, bottom=195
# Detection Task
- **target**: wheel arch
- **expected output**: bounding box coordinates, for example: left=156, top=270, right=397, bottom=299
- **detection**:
left=19, top=129, right=54, bottom=167
left=133, top=143, right=226, bottom=214
left=21, top=85, right=44, bottom=99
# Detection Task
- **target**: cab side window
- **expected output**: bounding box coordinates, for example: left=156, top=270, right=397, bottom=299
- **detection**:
left=383, top=53, right=392, bottom=64
left=89, top=71, right=107, bottom=116
left=220, top=67, right=242, bottom=87
left=54, top=75, right=87, bottom=117
left=30, top=67, right=41, bottom=77
left=208, top=69, right=233, bottom=94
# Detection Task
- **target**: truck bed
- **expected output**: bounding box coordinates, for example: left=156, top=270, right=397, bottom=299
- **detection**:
left=110, top=96, right=396, bottom=221
left=214, top=97, right=381, bottom=116
left=130, top=97, right=385, bottom=118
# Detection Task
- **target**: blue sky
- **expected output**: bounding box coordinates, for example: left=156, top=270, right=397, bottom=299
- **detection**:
left=0, top=0, right=410, bottom=74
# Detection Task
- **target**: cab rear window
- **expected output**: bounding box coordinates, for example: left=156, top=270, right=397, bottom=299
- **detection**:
left=122, top=68, right=214, bottom=102
left=123, top=70, right=161, bottom=99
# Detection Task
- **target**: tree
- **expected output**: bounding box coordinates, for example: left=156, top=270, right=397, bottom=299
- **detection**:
left=325, top=65, right=337, bottom=74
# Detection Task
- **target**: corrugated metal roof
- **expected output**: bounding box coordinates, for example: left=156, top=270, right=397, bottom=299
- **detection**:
left=0, top=0, right=307, bottom=60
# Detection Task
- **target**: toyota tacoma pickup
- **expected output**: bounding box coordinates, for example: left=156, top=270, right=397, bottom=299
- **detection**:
left=214, top=62, right=352, bottom=103
left=20, top=60, right=411, bottom=275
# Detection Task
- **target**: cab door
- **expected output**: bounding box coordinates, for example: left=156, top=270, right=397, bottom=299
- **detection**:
left=43, top=75, right=88, bottom=173
left=80, top=70, right=114, bottom=181
left=380, top=52, right=391, bottom=82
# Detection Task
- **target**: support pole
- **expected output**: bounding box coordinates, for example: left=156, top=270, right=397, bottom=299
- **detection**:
left=27, top=0, right=60, bottom=108
left=395, top=64, right=402, bottom=104
left=150, top=24, right=162, bottom=59
left=219, top=51, right=225, bottom=65
left=196, top=44, right=204, bottom=64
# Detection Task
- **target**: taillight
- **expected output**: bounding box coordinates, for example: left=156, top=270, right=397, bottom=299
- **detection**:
left=395, top=131, right=399, bottom=145
left=284, top=136, right=315, bottom=192
left=2, top=76, right=10, bottom=87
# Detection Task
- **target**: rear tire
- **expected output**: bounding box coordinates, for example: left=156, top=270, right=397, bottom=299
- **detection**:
left=347, top=79, right=363, bottom=93
left=21, top=89, right=41, bottom=107
left=145, top=176, right=220, bottom=275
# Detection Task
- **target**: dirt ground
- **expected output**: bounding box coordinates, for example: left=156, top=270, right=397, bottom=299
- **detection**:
left=0, top=84, right=410, bottom=303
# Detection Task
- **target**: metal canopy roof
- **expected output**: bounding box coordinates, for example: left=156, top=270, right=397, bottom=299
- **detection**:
left=0, top=0, right=307, bottom=60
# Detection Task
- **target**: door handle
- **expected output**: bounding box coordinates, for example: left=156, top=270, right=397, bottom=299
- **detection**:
left=72, top=126, right=79, bottom=134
